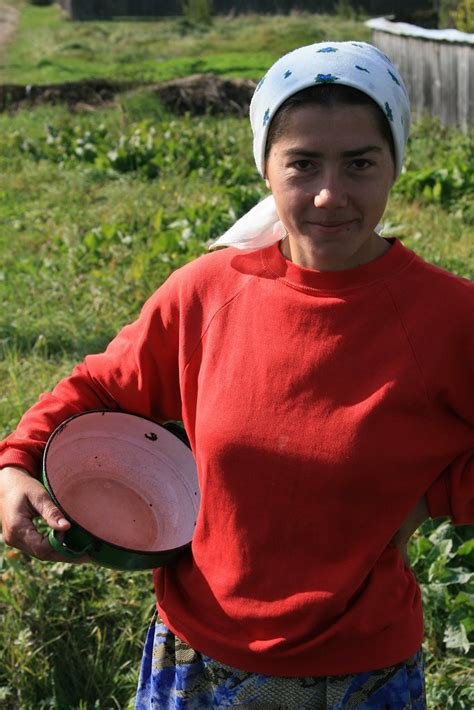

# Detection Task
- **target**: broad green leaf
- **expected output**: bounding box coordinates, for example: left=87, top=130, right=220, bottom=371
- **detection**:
left=444, top=623, right=470, bottom=654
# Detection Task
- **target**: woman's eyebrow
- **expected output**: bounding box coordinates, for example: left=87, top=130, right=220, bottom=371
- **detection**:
left=283, top=145, right=383, bottom=158
left=343, top=145, right=383, bottom=157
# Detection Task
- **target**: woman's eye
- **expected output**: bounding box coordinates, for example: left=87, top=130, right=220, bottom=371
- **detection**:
left=351, top=159, right=372, bottom=170
left=292, top=160, right=313, bottom=171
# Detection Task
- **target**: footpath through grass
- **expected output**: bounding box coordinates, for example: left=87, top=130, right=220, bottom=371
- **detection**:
left=0, top=6, right=473, bottom=710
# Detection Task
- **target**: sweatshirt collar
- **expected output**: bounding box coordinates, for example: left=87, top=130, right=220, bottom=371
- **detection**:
left=262, top=238, right=415, bottom=292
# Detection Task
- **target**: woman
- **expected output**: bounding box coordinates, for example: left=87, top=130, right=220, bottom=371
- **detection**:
left=0, top=42, right=473, bottom=709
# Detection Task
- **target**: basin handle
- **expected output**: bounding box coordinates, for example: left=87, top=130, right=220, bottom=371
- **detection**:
left=47, top=529, right=92, bottom=559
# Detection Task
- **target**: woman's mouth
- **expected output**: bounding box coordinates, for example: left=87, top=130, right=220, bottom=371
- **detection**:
left=309, top=220, right=356, bottom=234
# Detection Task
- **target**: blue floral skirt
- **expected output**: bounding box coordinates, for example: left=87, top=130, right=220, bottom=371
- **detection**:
left=135, top=612, right=426, bottom=709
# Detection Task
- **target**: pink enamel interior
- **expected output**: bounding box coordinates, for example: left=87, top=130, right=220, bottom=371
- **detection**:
left=43, top=412, right=200, bottom=552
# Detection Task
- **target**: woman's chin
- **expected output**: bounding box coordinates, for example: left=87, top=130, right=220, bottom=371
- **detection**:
left=285, top=227, right=388, bottom=271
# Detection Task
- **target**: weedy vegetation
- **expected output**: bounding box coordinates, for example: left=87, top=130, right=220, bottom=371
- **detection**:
left=0, top=4, right=473, bottom=709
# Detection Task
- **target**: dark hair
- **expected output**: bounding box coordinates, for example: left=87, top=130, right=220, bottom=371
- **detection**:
left=264, top=84, right=396, bottom=169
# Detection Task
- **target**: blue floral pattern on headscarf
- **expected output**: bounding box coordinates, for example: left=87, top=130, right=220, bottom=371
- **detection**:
left=315, top=73, right=339, bottom=83
left=388, top=69, right=401, bottom=86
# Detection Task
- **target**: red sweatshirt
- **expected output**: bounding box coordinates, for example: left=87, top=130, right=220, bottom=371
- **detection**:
left=1, top=239, right=473, bottom=675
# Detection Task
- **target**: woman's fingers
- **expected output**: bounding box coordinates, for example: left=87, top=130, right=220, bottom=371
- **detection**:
left=8, top=509, right=63, bottom=561
left=0, top=466, right=88, bottom=563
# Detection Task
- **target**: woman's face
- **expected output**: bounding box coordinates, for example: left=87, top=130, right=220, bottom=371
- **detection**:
left=265, top=102, right=396, bottom=272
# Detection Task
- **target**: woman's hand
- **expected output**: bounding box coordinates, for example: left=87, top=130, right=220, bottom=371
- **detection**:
left=0, top=465, right=88, bottom=562
left=392, top=495, right=430, bottom=565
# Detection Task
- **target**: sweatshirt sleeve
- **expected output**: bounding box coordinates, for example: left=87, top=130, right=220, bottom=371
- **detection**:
left=426, top=454, right=474, bottom=525
left=0, top=275, right=183, bottom=477
left=422, top=284, right=474, bottom=525
left=387, top=262, right=474, bottom=527
left=424, top=278, right=474, bottom=524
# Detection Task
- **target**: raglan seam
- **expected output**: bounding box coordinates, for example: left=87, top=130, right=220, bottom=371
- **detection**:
left=381, top=278, right=433, bottom=406
left=182, top=265, right=269, bottom=374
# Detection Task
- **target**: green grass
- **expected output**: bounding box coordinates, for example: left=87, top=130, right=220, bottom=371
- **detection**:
left=1, top=4, right=371, bottom=84
left=0, top=549, right=153, bottom=709
left=0, top=7, right=473, bottom=709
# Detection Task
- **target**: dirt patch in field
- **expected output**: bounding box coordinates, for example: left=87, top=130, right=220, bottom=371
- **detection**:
left=0, top=79, right=139, bottom=113
left=154, top=74, right=257, bottom=116
left=0, top=74, right=258, bottom=115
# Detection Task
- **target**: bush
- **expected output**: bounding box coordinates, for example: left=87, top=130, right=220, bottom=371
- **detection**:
left=438, top=0, right=458, bottom=28
left=335, top=0, right=358, bottom=20
left=451, top=0, right=474, bottom=31
left=181, top=0, right=213, bottom=27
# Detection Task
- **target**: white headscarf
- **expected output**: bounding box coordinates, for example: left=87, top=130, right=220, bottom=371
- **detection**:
left=210, top=40, right=411, bottom=251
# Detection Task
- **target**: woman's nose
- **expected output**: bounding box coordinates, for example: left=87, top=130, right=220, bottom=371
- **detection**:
left=314, top=184, right=348, bottom=209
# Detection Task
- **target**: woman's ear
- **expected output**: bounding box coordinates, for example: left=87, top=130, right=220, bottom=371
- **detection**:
left=265, top=177, right=271, bottom=190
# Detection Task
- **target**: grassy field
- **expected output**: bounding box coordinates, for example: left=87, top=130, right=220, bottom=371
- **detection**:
left=1, top=2, right=371, bottom=84
left=0, top=4, right=473, bottom=709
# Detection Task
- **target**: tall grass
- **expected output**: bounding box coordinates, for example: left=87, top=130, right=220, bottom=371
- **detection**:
left=0, top=549, right=153, bottom=709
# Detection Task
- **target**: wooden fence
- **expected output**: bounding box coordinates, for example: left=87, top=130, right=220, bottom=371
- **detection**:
left=367, top=18, right=474, bottom=131
left=59, top=0, right=433, bottom=21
